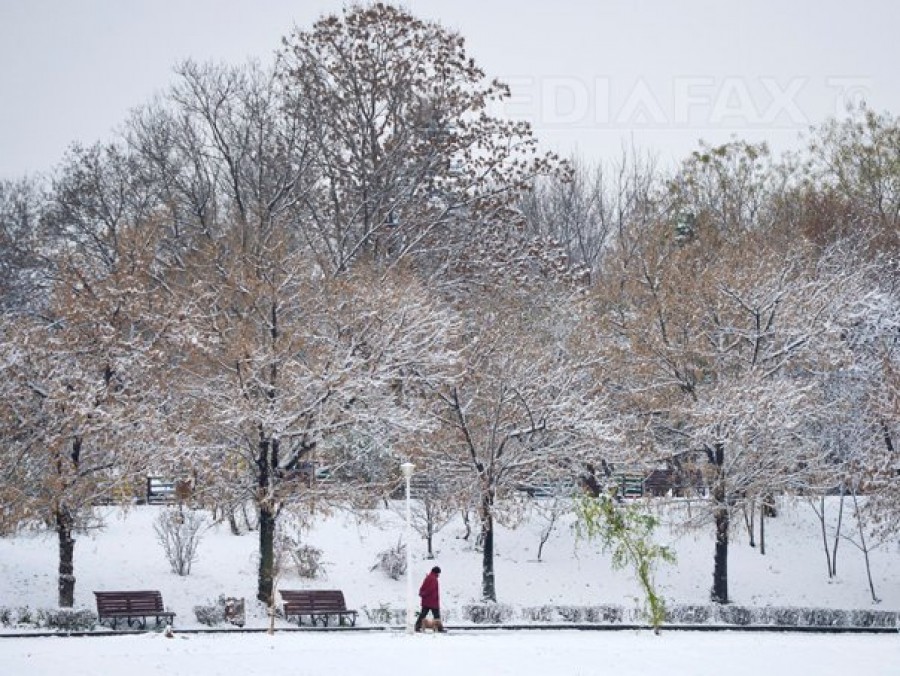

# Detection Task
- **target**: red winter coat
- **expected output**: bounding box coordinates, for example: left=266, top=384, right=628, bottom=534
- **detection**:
left=418, top=571, right=440, bottom=608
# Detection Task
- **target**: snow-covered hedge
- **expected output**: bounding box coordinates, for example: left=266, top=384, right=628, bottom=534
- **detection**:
left=682, top=605, right=897, bottom=629
left=462, top=602, right=515, bottom=624
left=362, top=604, right=406, bottom=625
left=0, top=607, right=96, bottom=631
left=1, top=603, right=894, bottom=631
left=473, top=603, right=898, bottom=629
left=553, top=605, right=626, bottom=624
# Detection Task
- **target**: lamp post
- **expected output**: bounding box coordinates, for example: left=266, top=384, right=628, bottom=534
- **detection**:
left=400, top=461, right=415, bottom=634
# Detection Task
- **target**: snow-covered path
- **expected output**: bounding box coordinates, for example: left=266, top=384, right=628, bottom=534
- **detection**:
left=2, top=630, right=897, bottom=676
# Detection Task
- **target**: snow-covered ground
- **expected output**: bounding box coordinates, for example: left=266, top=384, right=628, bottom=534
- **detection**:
left=3, top=630, right=898, bottom=676
left=1, top=498, right=898, bottom=674
left=2, top=498, right=898, bottom=621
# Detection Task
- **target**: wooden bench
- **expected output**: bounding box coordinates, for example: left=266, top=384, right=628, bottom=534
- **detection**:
left=94, top=590, right=176, bottom=630
left=280, top=589, right=358, bottom=627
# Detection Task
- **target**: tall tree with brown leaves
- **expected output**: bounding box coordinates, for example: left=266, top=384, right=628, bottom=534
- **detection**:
left=277, top=3, right=562, bottom=282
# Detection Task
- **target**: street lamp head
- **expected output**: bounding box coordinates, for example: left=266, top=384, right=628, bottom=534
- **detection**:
left=400, top=462, right=415, bottom=479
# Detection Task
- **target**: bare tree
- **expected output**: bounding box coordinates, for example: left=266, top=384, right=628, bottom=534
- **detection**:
left=45, top=143, right=160, bottom=273
left=0, top=176, right=52, bottom=311
left=520, top=150, right=660, bottom=282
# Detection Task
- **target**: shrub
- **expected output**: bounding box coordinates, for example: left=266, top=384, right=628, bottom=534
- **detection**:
left=372, top=539, right=406, bottom=580
left=194, top=599, right=226, bottom=627
left=759, top=606, right=799, bottom=626
left=0, top=606, right=96, bottom=630
left=0, top=607, right=36, bottom=628
left=292, top=544, right=326, bottom=579
left=192, top=595, right=246, bottom=627
left=717, top=605, right=753, bottom=626
left=154, top=508, right=208, bottom=576
left=800, top=607, right=847, bottom=627
left=37, top=608, right=96, bottom=631
left=17, top=606, right=34, bottom=626
left=461, top=602, right=513, bottom=624
left=521, top=605, right=555, bottom=622
left=849, top=609, right=898, bottom=628
left=556, top=605, right=586, bottom=623
left=363, top=603, right=405, bottom=625
left=591, top=604, right=626, bottom=623
left=666, top=604, right=712, bottom=624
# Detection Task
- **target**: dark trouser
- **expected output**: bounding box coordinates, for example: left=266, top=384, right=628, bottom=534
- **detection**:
left=414, top=606, right=440, bottom=630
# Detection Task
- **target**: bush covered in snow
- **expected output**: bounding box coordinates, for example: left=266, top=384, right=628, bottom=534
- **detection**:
left=372, top=539, right=407, bottom=580
left=462, top=602, right=515, bottom=624
left=154, top=508, right=208, bottom=576
left=291, top=544, right=326, bottom=579
left=0, top=606, right=96, bottom=631
left=194, top=595, right=246, bottom=627
left=453, top=603, right=898, bottom=629
left=362, top=604, right=406, bottom=625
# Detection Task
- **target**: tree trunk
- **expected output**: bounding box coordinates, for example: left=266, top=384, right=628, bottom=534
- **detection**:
left=228, top=508, right=241, bottom=536
left=56, top=506, right=76, bottom=608
left=425, top=501, right=435, bottom=558
left=257, top=502, right=276, bottom=604
left=256, top=434, right=278, bottom=604
left=814, top=496, right=834, bottom=578
left=480, top=494, right=496, bottom=602
left=831, top=486, right=845, bottom=576
left=711, top=500, right=729, bottom=604
left=537, top=522, right=553, bottom=562
left=851, top=489, right=880, bottom=603
left=710, top=443, right=729, bottom=604
left=759, top=501, right=766, bottom=556
left=461, top=509, right=472, bottom=541
left=743, top=502, right=755, bottom=548
left=242, top=502, right=256, bottom=531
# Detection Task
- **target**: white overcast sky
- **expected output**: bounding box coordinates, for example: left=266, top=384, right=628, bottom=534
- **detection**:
left=2, top=0, right=899, bottom=179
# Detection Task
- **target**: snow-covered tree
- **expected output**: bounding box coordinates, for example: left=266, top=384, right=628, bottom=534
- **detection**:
left=829, top=258, right=900, bottom=543
left=165, top=228, right=459, bottom=603
left=0, top=219, right=167, bottom=606
left=277, top=3, right=560, bottom=280
left=587, top=213, right=883, bottom=603
left=423, top=280, right=609, bottom=602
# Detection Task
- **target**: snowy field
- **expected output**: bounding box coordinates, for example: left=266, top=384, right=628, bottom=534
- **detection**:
left=0, top=498, right=898, bottom=674
left=1, top=499, right=898, bottom=623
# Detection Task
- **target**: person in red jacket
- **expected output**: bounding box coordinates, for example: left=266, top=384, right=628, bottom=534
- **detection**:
left=414, top=566, right=446, bottom=632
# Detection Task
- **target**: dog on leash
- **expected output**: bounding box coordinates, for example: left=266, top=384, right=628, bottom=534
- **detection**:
left=420, top=618, right=446, bottom=632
